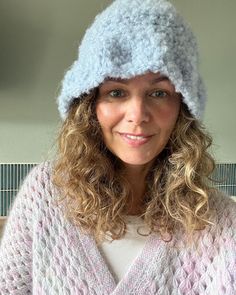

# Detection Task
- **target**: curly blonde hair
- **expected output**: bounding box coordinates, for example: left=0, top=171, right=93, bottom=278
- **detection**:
left=51, top=89, right=217, bottom=246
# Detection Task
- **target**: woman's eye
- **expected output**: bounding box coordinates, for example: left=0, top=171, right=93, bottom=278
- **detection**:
left=151, top=90, right=169, bottom=98
left=109, top=89, right=124, bottom=97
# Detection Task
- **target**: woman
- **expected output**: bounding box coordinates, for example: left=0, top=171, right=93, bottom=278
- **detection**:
left=1, top=0, right=236, bottom=294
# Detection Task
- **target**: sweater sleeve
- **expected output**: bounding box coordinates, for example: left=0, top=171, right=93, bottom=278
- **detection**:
left=220, top=196, right=236, bottom=293
left=0, top=162, right=49, bottom=295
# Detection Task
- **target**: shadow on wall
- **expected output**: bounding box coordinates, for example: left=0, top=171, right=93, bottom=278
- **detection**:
left=0, top=1, right=52, bottom=91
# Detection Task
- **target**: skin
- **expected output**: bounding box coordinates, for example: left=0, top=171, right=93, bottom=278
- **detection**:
left=96, top=71, right=181, bottom=214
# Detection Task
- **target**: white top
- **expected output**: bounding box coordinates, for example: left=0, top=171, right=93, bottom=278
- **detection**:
left=98, top=215, right=150, bottom=282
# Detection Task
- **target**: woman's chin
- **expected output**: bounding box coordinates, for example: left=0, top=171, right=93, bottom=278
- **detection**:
left=119, top=156, right=156, bottom=167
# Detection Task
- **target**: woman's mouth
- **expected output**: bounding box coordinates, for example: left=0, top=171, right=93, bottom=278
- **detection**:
left=119, top=133, right=153, bottom=147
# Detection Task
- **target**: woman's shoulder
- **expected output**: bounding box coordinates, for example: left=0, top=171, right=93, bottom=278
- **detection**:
left=2, top=161, right=56, bottom=237
left=209, top=189, right=236, bottom=218
left=208, top=190, right=236, bottom=241
left=29, top=160, right=52, bottom=177
left=24, top=160, right=54, bottom=188
left=13, top=160, right=55, bottom=208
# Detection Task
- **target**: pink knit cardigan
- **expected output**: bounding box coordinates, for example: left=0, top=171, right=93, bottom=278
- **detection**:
left=0, top=161, right=236, bottom=294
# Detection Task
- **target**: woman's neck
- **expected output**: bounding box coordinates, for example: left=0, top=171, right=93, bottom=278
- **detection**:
left=123, top=163, right=152, bottom=215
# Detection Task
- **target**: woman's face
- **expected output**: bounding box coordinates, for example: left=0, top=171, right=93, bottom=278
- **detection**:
left=96, top=72, right=181, bottom=168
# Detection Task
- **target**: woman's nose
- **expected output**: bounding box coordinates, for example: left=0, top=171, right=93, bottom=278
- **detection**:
left=125, top=96, right=150, bottom=125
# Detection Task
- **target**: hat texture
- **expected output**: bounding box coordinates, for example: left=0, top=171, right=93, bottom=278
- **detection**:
left=57, top=0, right=206, bottom=120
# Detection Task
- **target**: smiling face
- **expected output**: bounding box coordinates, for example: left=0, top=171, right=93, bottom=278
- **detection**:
left=95, top=72, right=181, bottom=169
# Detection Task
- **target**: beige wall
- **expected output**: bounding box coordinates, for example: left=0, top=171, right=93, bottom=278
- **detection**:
left=0, top=0, right=235, bottom=163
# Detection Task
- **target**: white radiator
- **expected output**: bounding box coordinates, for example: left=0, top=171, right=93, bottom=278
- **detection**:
left=0, top=163, right=37, bottom=218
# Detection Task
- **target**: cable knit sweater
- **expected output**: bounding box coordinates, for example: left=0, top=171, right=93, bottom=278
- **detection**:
left=0, top=161, right=236, bottom=294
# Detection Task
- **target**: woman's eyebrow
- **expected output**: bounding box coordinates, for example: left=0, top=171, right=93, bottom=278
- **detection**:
left=150, top=76, right=170, bottom=84
left=103, top=76, right=170, bottom=85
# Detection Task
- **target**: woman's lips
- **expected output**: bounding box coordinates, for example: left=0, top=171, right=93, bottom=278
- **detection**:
left=119, top=133, right=153, bottom=147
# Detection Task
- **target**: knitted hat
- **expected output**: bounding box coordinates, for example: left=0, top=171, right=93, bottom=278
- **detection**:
left=57, top=0, right=206, bottom=120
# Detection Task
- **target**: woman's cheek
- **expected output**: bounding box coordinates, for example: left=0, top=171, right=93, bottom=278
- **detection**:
left=154, top=103, right=180, bottom=128
left=96, top=103, right=118, bottom=128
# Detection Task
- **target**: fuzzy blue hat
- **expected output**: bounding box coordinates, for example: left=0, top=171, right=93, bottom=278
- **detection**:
left=57, top=0, right=206, bottom=120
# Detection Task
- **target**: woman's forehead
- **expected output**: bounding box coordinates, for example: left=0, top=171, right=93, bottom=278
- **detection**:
left=102, top=72, right=172, bottom=85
